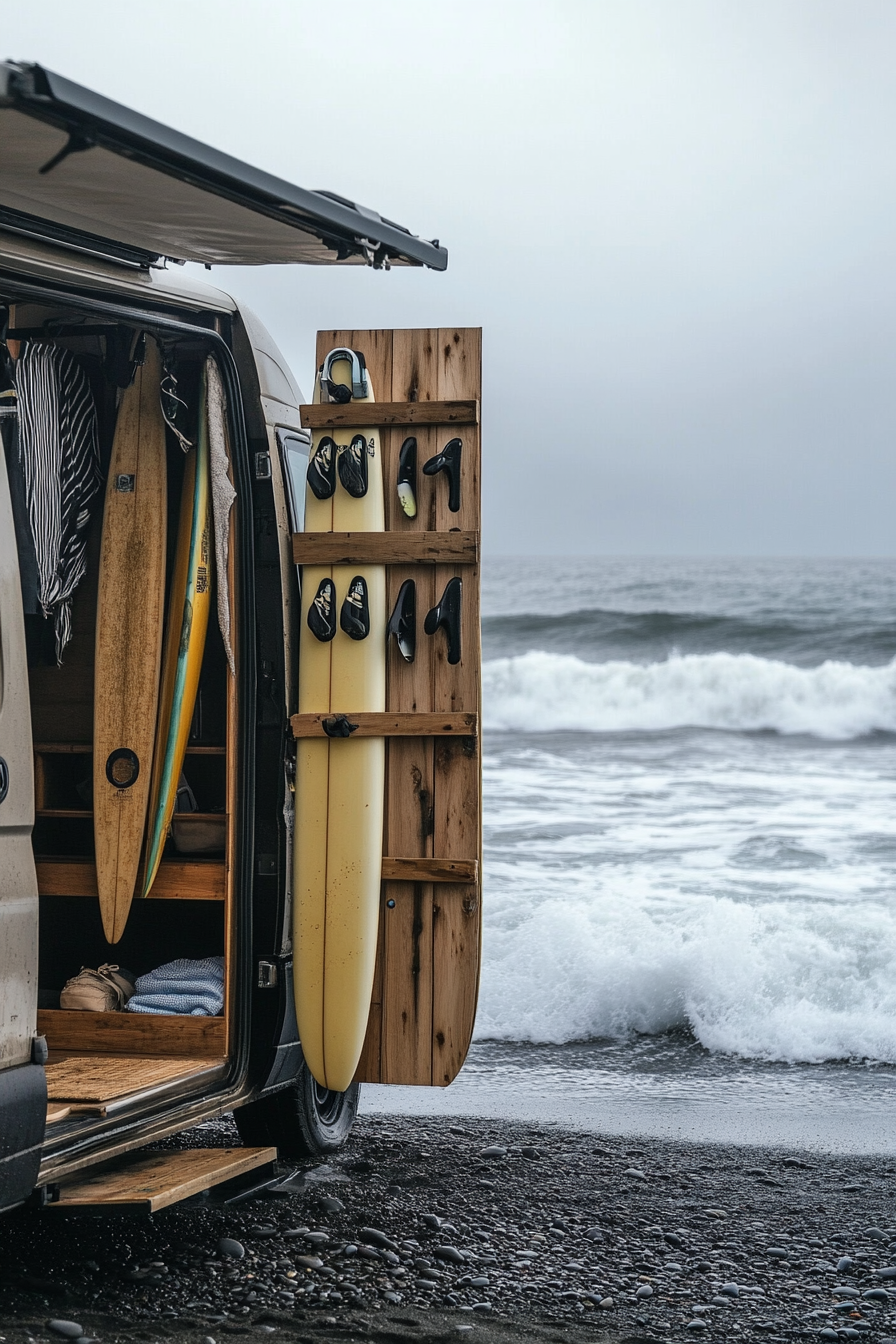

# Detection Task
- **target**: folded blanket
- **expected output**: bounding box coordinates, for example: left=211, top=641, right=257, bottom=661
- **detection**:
left=128, top=956, right=225, bottom=1016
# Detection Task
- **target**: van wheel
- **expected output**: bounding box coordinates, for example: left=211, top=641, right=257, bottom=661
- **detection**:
left=233, top=1063, right=360, bottom=1158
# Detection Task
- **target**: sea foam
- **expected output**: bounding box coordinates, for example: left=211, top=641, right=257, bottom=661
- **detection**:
left=483, top=650, right=896, bottom=740
left=475, top=874, right=896, bottom=1062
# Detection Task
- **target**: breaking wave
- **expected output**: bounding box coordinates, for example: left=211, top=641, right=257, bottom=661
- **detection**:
left=483, top=650, right=896, bottom=740
left=475, top=878, right=896, bottom=1063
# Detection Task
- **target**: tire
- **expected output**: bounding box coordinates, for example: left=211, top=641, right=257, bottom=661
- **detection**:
left=234, top=1063, right=360, bottom=1159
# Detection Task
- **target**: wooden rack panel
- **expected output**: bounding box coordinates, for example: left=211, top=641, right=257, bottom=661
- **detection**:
left=300, top=399, right=479, bottom=429
left=292, top=530, right=479, bottom=566
left=291, top=711, right=477, bottom=738
left=305, top=328, right=482, bottom=1088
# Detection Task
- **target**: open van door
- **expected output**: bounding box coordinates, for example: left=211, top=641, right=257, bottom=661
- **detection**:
left=0, top=436, right=45, bottom=1210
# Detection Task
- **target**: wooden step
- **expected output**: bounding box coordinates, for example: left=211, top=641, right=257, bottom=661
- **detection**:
left=52, top=1146, right=277, bottom=1212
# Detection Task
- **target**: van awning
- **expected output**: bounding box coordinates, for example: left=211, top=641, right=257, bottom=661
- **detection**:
left=0, top=62, right=447, bottom=272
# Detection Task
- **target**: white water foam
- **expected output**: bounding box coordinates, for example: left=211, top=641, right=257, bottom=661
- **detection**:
left=475, top=870, right=896, bottom=1062
left=483, top=650, right=896, bottom=739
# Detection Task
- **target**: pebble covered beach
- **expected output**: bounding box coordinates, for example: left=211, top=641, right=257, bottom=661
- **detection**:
left=2, top=1114, right=896, bottom=1344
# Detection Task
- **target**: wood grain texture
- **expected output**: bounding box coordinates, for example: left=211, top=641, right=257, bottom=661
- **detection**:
left=93, top=336, right=168, bottom=944
left=52, top=1146, right=276, bottom=1212
left=431, top=328, right=483, bottom=1087
left=38, top=1009, right=226, bottom=1057
left=319, top=329, right=482, bottom=1088
left=291, top=711, right=477, bottom=738
left=292, top=531, right=479, bottom=566
left=382, top=857, right=478, bottom=883
left=45, top=1054, right=212, bottom=1101
left=36, top=858, right=225, bottom=900
left=300, top=399, right=478, bottom=429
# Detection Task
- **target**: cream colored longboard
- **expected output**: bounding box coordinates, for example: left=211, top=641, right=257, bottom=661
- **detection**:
left=294, top=350, right=386, bottom=1092
left=93, top=336, right=167, bottom=944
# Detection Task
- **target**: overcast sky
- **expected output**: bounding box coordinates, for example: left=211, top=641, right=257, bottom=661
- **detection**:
left=6, top=1, right=896, bottom=554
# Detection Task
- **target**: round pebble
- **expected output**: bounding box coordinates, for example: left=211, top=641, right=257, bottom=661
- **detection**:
left=47, top=1327, right=83, bottom=1340
left=218, top=1238, right=245, bottom=1260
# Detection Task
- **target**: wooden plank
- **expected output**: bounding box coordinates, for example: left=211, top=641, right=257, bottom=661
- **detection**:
left=45, top=1054, right=213, bottom=1102
left=53, top=1146, right=276, bottom=1212
left=382, top=857, right=478, bottom=883
left=431, top=328, right=483, bottom=1087
left=367, top=330, right=439, bottom=1085
left=291, top=711, right=477, bottom=739
left=292, top=530, right=479, bottom=566
left=300, top=399, right=478, bottom=429
left=36, top=858, right=224, bottom=901
left=38, top=1009, right=226, bottom=1058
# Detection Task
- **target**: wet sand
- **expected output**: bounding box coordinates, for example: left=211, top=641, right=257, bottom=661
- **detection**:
left=2, top=1113, right=896, bottom=1343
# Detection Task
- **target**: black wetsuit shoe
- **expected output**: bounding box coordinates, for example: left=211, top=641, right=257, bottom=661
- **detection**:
left=422, top=436, right=462, bottom=513
left=340, top=575, right=371, bottom=640
left=424, top=576, right=462, bottom=664
left=337, top=434, right=371, bottom=498
left=387, top=579, right=416, bottom=662
left=308, top=577, right=337, bottom=641
left=307, top=436, right=337, bottom=500
left=397, top=436, right=417, bottom=518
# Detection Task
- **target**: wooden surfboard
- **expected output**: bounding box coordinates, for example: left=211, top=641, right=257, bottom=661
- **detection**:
left=93, top=335, right=167, bottom=945
left=143, top=363, right=212, bottom=899
left=294, top=349, right=386, bottom=1092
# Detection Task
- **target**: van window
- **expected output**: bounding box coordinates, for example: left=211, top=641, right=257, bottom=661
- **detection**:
left=276, top=428, right=309, bottom=533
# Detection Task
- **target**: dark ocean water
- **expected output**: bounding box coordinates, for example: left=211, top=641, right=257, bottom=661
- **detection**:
left=365, top=558, right=896, bottom=1150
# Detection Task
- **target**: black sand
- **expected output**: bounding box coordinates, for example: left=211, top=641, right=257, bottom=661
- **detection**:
left=2, top=1113, right=896, bottom=1343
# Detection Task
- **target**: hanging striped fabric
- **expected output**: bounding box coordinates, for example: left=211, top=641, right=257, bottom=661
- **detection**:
left=15, top=343, right=101, bottom=662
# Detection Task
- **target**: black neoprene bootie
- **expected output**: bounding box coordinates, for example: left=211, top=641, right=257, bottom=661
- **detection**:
left=424, top=577, right=462, bottom=665
left=340, top=575, right=371, bottom=640
left=307, top=436, right=337, bottom=500
left=337, top=434, right=371, bottom=498
left=308, top=577, right=337, bottom=641
left=422, top=436, right=462, bottom=513
left=397, top=436, right=417, bottom=517
left=387, top=579, right=416, bottom=662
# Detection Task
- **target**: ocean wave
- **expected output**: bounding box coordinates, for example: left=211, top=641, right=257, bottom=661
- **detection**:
left=483, top=650, right=896, bottom=739
left=475, top=878, right=896, bottom=1062
left=482, top=606, right=896, bottom=666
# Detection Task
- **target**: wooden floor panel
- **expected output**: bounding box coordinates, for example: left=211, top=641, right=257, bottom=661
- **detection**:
left=45, top=1054, right=215, bottom=1102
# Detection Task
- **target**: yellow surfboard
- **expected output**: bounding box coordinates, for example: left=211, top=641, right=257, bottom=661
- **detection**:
left=93, top=336, right=167, bottom=944
left=294, top=348, right=386, bottom=1091
left=143, top=363, right=212, bottom=899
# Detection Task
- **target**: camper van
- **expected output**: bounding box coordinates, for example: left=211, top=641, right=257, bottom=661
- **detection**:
left=0, top=62, right=482, bottom=1216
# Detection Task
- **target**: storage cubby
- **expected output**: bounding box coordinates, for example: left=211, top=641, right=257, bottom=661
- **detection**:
left=10, top=310, right=237, bottom=1104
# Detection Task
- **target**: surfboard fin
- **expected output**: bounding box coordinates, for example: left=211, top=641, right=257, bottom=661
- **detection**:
left=340, top=575, right=371, bottom=640
left=423, top=437, right=462, bottom=513
left=307, top=436, right=337, bottom=500
left=387, top=579, right=416, bottom=662
left=308, top=578, right=337, bottom=642
left=424, top=577, right=462, bottom=665
left=337, top=434, right=371, bottom=498
left=397, top=436, right=417, bottom=518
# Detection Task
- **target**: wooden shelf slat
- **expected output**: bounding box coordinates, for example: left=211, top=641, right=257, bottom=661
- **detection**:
left=34, top=745, right=225, bottom=755
left=38, top=1008, right=226, bottom=1058
left=382, top=857, right=479, bottom=884
left=291, top=711, right=477, bottom=739
left=36, top=858, right=225, bottom=901
left=292, top=530, right=479, bottom=566
left=300, top=399, right=478, bottom=430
